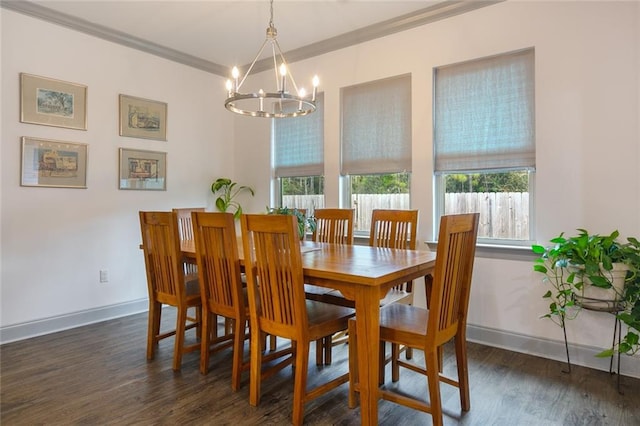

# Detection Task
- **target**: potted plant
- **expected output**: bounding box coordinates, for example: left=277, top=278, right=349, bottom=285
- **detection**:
left=532, top=229, right=640, bottom=356
left=266, top=206, right=316, bottom=240
left=211, top=177, right=255, bottom=220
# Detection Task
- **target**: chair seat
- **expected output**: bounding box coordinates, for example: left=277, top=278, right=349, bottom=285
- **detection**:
left=380, top=303, right=428, bottom=339
left=306, top=300, right=355, bottom=340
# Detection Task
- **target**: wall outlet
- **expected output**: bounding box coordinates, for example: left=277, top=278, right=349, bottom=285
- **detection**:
left=99, top=269, right=109, bottom=283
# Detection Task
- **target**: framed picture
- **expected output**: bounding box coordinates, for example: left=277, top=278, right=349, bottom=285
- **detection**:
left=119, top=94, right=167, bottom=141
left=21, top=137, right=88, bottom=188
left=20, top=73, right=88, bottom=130
left=119, top=148, right=166, bottom=190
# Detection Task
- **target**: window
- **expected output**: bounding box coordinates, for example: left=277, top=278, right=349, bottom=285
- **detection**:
left=434, top=48, right=535, bottom=243
left=341, top=75, right=412, bottom=233
left=273, top=93, right=324, bottom=212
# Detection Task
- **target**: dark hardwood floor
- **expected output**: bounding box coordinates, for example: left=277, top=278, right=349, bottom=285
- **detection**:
left=1, top=308, right=638, bottom=425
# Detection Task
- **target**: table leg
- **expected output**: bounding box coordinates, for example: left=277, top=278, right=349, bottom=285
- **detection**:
left=354, top=287, right=381, bottom=426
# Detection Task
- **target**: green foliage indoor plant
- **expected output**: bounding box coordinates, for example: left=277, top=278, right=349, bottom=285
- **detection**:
left=532, top=229, right=640, bottom=356
left=211, top=177, right=255, bottom=220
left=266, top=206, right=316, bottom=239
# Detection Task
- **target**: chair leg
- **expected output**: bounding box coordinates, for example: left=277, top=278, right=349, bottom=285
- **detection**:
left=292, top=341, right=309, bottom=426
left=378, top=341, right=386, bottom=385
left=195, top=306, right=202, bottom=341
left=199, top=311, right=213, bottom=374
left=269, top=334, right=277, bottom=351
left=324, top=335, right=332, bottom=364
left=249, top=330, right=263, bottom=406
left=455, top=335, right=471, bottom=411
left=173, top=306, right=188, bottom=371
left=348, top=319, right=358, bottom=409
left=212, top=314, right=219, bottom=339
left=315, top=339, right=324, bottom=365
left=391, top=343, right=401, bottom=382
left=147, top=301, right=162, bottom=360
left=405, top=346, right=413, bottom=360
left=425, top=349, right=443, bottom=426
left=231, top=318, right=246, bottom=391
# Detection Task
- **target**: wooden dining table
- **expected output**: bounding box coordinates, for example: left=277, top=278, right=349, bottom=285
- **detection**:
left=179, top=238, right=436, bottom=425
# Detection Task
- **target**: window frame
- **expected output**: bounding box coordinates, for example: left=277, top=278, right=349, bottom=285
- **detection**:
left=339, top=74, right=413, bottom=232
left=272, top=93, right=325, bottom=208
left=433, top=48, right=535, bottom=246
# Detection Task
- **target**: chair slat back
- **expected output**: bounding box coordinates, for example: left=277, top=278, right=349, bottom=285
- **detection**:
left=312, top=208, right=354, bottom=245
left=139, top=211, right=185, bottom=302
left=191, top=212, right=244, bottom=319
left=369, top=209, right=418, bottom=250
left=427, top=213, right=479, bottom=346
left=241, top=214, right=307, bottom=339
left=173, top=207, right=205, bottom=241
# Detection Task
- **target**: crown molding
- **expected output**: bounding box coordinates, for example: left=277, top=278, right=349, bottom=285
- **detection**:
left=2, top=0, right=503, bottom=77
left=250, top=0, right=503, bottom=73
left=1, top=0, right=228, bottom=75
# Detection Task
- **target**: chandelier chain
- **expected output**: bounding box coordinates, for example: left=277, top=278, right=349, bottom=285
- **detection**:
left=269, top=0, right=274, bottom=28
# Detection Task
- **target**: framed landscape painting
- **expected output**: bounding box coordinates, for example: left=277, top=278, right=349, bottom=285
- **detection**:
left=119, top=95, right=167, bottom=141
left=20, top=73, right=87, bottom=130
left=21, top=137, right=88, bottom=188
left=119, top=148, right=166, bottom=190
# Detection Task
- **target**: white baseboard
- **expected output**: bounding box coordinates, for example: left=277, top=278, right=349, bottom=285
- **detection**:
left=0, top=298, right=148, bottom=344
left=467, top=323, right=640, bottom=379
left=2, top=302, right=638, bottom=380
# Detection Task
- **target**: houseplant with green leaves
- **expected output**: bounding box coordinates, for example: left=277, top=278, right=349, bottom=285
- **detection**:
left=532, top=229, right=640, bottom=356
left=266, top=206, right=316, bottom=240
left=211, top=177, right=255, bottom=220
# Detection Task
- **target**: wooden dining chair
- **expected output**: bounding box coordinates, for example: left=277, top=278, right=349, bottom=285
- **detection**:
left=173, top=207, right=205, bottom=242
left=241, top=213, right=355, bottom=426
left=191, top=211, right=291, bottom=388
left=174, top=207, right=231, bottom=337
left=370, top=208, right=419, bottom=301
left=303, top=208, right=355, bottom=365
left=317, top=209, right=420, bottom=364
left=172, top=207, right=205, bottom=274
left=317, top=209, right=419, bottom=306
left=311, top=208, right=354, bottom=244
left=191, top=211, right=246, bottom=384
left=347, top=213, right=480, bottom=426
left=139, top=211, right=202, bottom=371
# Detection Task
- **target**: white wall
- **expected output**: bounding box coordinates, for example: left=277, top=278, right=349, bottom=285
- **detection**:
left=234, top=1, right=640, bottom=376
left=1, top=10, right=233, bottom=332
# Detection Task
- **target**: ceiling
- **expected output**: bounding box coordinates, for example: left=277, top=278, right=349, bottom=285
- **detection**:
left=3, top=1, right=500, bottom=76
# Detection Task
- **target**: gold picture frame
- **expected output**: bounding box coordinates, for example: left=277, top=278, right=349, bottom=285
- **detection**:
left=21, top=137, right=88, bottom=188
left=119, top=148, right=166, bottom=191
left=119, top=94, right=167, bottom=141
left=20, top=73, right=88, bottom=130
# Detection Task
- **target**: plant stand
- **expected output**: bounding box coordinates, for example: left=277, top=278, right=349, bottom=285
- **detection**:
left=562, top=297, right=624, bottom=394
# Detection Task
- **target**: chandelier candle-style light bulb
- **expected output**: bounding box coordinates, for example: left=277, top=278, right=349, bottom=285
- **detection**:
left=232, top=66, right=240, bottom=92
left=279, top=64, right=287, bottom=93
left=223, top=0, right=318, bottom=118
left=225, top=79, right=233, bottom=97
left=298, top=88, right=306, bottom=110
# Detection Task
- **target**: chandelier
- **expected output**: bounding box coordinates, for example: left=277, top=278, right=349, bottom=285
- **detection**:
left=224, top=0, right=319, bottom=118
